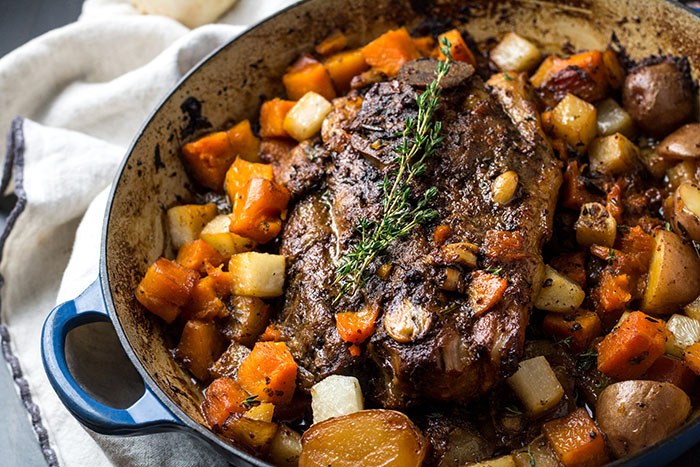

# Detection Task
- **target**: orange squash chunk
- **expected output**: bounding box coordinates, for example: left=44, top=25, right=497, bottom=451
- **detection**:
left=176, top=239, right=225, bottom=273
left=282, top=55, right=336, bottom=101
left=413, top=36, right=436, bottom=57
left=229, top=178, right=290, bottom=244
left=224, top=156, right=274, bottom=201
left=182, top=131, right=235, bottom=192
left=437, top=29, right=475, bottom=66
left=324, top=49, right=369, bottom=93
left=597, top=311, right=666, bottom=380
left=362, top=27, right=420, bottom=77
left=135, top=257, right=198, bottom=323
left=260, top=98, right=296, bottom=139
left=237, top=341, right=298, bottom=404
left=543, top=310, right=602, bottom=353
left=226, top=119, right=261, bottom=163
left=542, top=408, right=609, bottom=467
left=204, top=262, right=233, bottom=298
left=684, top=342, right=700, bottom=376
left=186, top=276, right=227, bottom=321
left=315, top=30, right=348, bottom=56
left=175, top=320, right=226, bottom=382
left=202, top=377, right=250, bottom=428
left=335, top=302, right=380, bottom=344
left=645, top=355, right=697, bottom=394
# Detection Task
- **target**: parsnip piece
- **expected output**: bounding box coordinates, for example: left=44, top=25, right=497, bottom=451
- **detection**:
left=551, top=94, right=597, bottom=151
left=596, top=98, right=634, bottom=137
left=167, top=203, right=217, bottom=249
left=507, top=356, right=564, bottom=417
left=311, top=375, right=364, bottom=424
left=588, top=133, right=638, bottom=175
left=283, top=91, right=332, bottom=142
left=512, top=436, right=561, bottom=467
left=270, top=424, right=303, bottom=467
left=666, top=314, right=700, bottom=357
left=490, top=32, right=542, bottom=73
left=574, top=202, right=617, bottom=248
left=535, top=265, right=585, bottom=313
left=200, top=214, right=256, bottom=258
left=229, top=252, right=286, bottom=297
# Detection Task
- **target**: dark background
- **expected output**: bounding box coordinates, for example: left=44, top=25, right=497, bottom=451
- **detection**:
left=0, top=0, right=699, bottom=466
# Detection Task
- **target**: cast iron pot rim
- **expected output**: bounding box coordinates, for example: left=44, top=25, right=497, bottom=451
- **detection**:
left=98, top=0, right=700, bottom=465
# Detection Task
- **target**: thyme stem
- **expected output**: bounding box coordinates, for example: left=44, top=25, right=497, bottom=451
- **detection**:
left=333, top=38, right=454, bottom=301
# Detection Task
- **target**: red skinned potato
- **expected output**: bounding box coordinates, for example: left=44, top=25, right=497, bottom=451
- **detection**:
left=659, top=123, right=700, bottom=160
left=299, top=409, right=427, bottom=467
left=622, top=61, right=694, bottom=137
left=597, top=380, right=691, bottom=458
left=672, top=182, right=700, bottom=242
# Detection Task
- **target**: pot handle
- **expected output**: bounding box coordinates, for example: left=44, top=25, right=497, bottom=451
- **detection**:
left=41, top=279, right=181, bottom=435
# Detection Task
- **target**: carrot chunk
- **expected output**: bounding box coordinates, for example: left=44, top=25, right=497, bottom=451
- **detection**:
left=543, top=310, right=602, bottom=353
left=204, top=262, right=232, bottom=298
left=224, top=156, right=274, bottom=201
left=533, top=51, right=608, bottom=106
left=315, top=30, right=348, bottom=56
left=644, top=355, right=697, bottom=394
left=237, top=342, right=298, bottom=404
left=202, top=377, right=249, bottom=428
left=229, top=178, right=290, bottom=243
left=135, top=258, right=198, bottom=323
left=361, top=27, right=420, bottom=77
left=684, top=342, right=700, bottom=377
left=186, top=276, right=227, bottom=321
left=561, top=161, right=597, bottom=210
left=542, top=408, right=609, bottom=467
left=335, top=302, right=380, bottom=344
left=260, top=98, right=296, bottom=139
left=182, top=131, right=235, bottom=192
left=175, top=320, right=226, bottom=382
left=227, top=119, right=261, bottom=163
left=437, top=29, right=475, bottom=66
left=282, top=55, right=336, bottom=101
left=597, top=311, right=667, bottom=380
left=260, top=323, right=283, bottom=342
left=324, top=49, right=369, bottom=93
left=591, top=271, right=632, bottom=328
left=177, top=239, right=225, bottom=273
left=468, top=271, right=508, bottom=317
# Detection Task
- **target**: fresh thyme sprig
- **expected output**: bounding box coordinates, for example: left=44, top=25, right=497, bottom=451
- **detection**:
left=332, top=38, right=454, bottom=301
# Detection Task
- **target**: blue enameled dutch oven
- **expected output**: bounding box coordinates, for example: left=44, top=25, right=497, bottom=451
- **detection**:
left=40, top=0, right=700, bottom=465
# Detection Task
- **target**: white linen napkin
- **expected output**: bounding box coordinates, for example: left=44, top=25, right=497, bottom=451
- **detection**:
left=0, top=1, right=297, bottom=465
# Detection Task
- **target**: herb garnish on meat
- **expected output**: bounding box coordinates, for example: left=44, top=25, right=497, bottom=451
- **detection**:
left=332, top=39, right=454, bottom=301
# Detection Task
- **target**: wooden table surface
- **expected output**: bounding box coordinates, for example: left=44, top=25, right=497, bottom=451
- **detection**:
left=0, top=1, right=699, bottom=466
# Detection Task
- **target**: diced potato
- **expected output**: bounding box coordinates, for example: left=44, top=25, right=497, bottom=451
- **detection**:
left=200, top=214, right=257, bottom=258
left=642, top=230, right=700, bottom=314
left=209, top=341, right=251, bottom=379
left=270, top=424, right=303, bottom=467
left=685, top=294, right=700, bottom=321
left=167, top=203, right=218, bottom=249
left=588, top=133, right=638, bottom=175
left=490, top=32, right=542, bottom=73
left=639, top=147, right=674, bottom=179
left=666, top=314, right=700, bottom=357
left=596, top=98, right=634, bottom=137
left=551, top=94, right=597, bottom=152
left=512, top=436, right=560, bottom=467
left=283, top=91, right=332, bottom=142
left=672, top=182, right=700, bottom=242
left=311, top=375, right=364, bottom=424
left=299, top=410, right=428, bottom=467
left=506, top=356, right=564, bottom=417
left=220, top=412, right=279, bottom=451
left=667, top=160, right=700, bottom=192
left=574, top=202, right=617, bottom=248
left=535, top=265, right=586, bottom=313
left=229, top=252, right=286, bottom=298
left=468, top=455, right=517, bottom=467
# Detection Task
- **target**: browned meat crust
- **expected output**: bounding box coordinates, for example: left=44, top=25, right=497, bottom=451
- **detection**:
left=273, top=62, right=562, bottom=408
